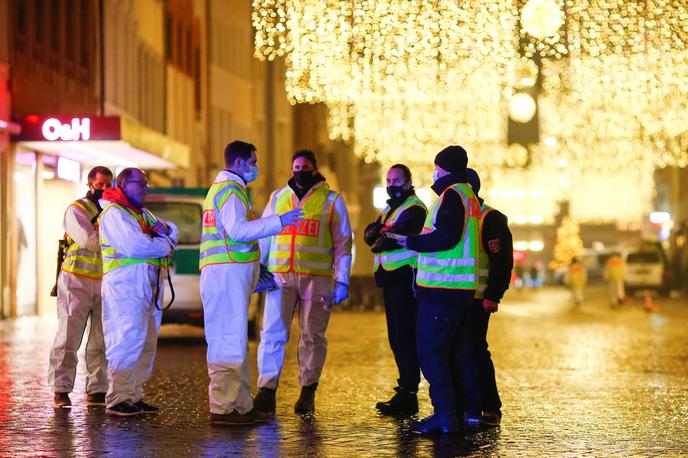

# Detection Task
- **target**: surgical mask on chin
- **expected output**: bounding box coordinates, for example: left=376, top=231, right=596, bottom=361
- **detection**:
left=244, top=165, right=259, bottom=183
left=432, top=170, right=440, bottom=183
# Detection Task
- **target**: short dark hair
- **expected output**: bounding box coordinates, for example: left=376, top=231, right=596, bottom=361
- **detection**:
left=87, top=166, right=113, bottom=184
left=116, top=167, right=141, bottom=188
left=292, top=149, right=317, bottom=169
left=389, top=164, right=412, bottom=182
left=224, top=140, right=256, bottom=167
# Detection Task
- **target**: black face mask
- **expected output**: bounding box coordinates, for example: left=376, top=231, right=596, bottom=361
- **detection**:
left=92, top=189, right=104, bottom=200
left=293, top=170, right=314, bottom=187
left=386, top=185, right=407, bottom=200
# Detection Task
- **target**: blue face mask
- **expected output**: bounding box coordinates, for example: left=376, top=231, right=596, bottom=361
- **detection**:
left=432, top=170, right=440, bottom=183
left=244, top=165, right=259, bottom=183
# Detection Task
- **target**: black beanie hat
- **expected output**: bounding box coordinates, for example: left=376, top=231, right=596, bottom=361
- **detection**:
left=434, top=145, right=468, bottom=175
left=465, top=168, right=481, bottom=194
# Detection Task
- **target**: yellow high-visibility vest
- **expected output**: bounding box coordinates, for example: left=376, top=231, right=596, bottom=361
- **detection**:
left=199, top=179, right=259, bottom=269
left=267, top=184, right=340, bottom=277
left=61, top=198, right=102, bottom=280
left=416, top=183, right=480, bottom=290
left=100, top=203, right=169, bottom=274
left=605, top=256, right=624, bottom=281
left=373, top=194, right=427, bottom=272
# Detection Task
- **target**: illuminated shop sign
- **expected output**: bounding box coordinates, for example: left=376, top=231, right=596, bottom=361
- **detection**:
left=12, top=115, right=121, bottom=142
left=42, top=118, right=90, bottom=141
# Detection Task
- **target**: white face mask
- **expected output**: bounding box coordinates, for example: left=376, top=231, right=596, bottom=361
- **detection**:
left=244, top=165, right=259, bottom=183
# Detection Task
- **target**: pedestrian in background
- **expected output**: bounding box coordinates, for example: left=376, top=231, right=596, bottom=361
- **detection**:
left=566, top=258, right=587, bottom=305
left=49, top=166, right=113, bottom=408
left=465, top=168, right=513, bottom=427
left=99, top=168, right=178, bottom=416
left=200, top=141, right=303, bottom=426
left=364, top=164, right=427, bottom=416
left=395, top=145, right=481, bottom=434
left=254, top=149, right=352, bottom=414
left=604, top=253, right=625, bottom=306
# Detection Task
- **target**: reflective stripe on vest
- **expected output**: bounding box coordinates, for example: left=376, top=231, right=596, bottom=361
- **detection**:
left=61, top=198, right=103, bottom=279
left=416, top=183, right=480, bottom=290
left=475, top=204, right=494, bottom=299
left=268, top=184, right=338, bottom=276
left=100, top=203, right=169, bottom=274
left=199, top=179, right=259, bottom=269
left=374, top=195, right=427, bottom=272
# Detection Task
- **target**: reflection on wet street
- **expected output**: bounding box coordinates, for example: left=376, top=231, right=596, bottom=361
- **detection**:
left=0, top=286, right=686, bottom=456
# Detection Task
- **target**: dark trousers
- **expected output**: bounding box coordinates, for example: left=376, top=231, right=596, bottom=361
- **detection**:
left=381, top=267, right=420, bottom=392
left=416, top=292, right=481, bottom=417
left=474, top=299, right=502, bottom=413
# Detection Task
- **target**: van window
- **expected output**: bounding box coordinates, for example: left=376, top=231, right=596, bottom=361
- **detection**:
left=146, top=202, right=202, bottom=245
left=627, top=252, right=660, bottom=264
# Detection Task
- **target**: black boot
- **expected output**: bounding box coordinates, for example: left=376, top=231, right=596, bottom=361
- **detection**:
left=253, top=387, right=276, bottom=414
left=410, top=412, right=459, bottom=434
left=294, top=383, right=317, bottom=413
left=375, top=387, right=418, bottom=416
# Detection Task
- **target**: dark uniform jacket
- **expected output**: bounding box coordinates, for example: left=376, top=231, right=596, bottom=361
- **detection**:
left=479, top=198, right=513, bottom=303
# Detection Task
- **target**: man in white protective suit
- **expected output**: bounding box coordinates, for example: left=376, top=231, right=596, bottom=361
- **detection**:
left=254, top=149, right=352, bottom=415
left=200, top=140, right=304, bottom=426
left=98, top=167, right=178, bottom=417
left=49, top=166, right=113, bottom=408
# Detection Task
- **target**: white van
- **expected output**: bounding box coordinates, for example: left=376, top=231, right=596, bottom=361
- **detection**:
left=145, top=188, right=259, bottom=336
left=622, top=243, right=670, bottom=296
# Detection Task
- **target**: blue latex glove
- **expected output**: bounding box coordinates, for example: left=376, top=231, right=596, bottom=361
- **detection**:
left=254, top=264, right=276, bottom=293
left=333, top=281, right=349, bottom=305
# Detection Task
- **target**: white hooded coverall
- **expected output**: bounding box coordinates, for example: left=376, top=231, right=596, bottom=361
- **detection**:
left=200, top=170, right=283, bottom=415
left=99, top=202, right=178, bottom=407
left=48, top=199, right=108, bottom=395
left=257, top=181, right=352, bottom=390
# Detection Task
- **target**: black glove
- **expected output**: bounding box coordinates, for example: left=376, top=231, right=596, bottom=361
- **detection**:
left=371, top=236, right=400, bottom=253
left=364, top=222, right=385, bottom=246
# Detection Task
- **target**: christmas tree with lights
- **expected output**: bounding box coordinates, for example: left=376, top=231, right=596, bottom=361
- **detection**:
left=550, top=216, right=584, bottom=270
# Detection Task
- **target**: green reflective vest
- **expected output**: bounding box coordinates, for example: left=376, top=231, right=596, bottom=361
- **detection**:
left=373, top=194, right=427, bottom=272
left=474, top=204, right=494, bottom=300
left=416, top=183, right=479, bottom=290
left=199, top=179, right=259, bottom=270
left=267, top=184, right=339, bottom=277
left=61, top=198, right=102, bottom=280
left=100, top=203, right=169, bottom=274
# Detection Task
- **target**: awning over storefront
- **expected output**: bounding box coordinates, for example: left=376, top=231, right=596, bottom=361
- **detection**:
left=11, top=115, right=189, bottom=169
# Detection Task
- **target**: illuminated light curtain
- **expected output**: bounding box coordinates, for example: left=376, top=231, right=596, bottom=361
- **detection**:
left=254, top=0, right=688, bottom=223
left=254, top=0, right=519, bottom=184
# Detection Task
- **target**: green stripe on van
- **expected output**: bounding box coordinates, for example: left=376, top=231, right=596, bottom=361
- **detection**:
left=174, top=248, right=201, bottom=275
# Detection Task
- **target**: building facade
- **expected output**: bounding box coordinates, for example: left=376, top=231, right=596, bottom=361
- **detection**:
left=0, top=0, right=375, bottom=319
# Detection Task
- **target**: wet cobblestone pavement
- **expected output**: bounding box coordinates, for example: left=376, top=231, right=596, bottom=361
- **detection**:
left=1, top=286, right=687, bottom=456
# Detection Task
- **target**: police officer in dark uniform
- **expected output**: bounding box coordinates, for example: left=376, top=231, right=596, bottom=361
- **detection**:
left=364, top=164, right=427, bottom=416
left=394, top=146, right=482, bottom=434
left=464, top=168, right=513, bottom=427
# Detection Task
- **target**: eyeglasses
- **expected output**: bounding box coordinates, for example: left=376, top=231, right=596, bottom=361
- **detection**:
left=126, top=180, right=149, bottom=187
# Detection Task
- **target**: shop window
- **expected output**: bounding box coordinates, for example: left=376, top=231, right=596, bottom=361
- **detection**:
left=65, top=0, right=75, bottom=76
left=33, top=0, right=46, bottom=61
left=79, top=0, right=90, bottom=70
left=15, top=0, right=27, bottom=52
left=48, top=1, right=61, bottom=66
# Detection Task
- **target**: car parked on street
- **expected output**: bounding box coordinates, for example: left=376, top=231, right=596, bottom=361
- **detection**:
left=622, top=241, right=671, bottom=296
